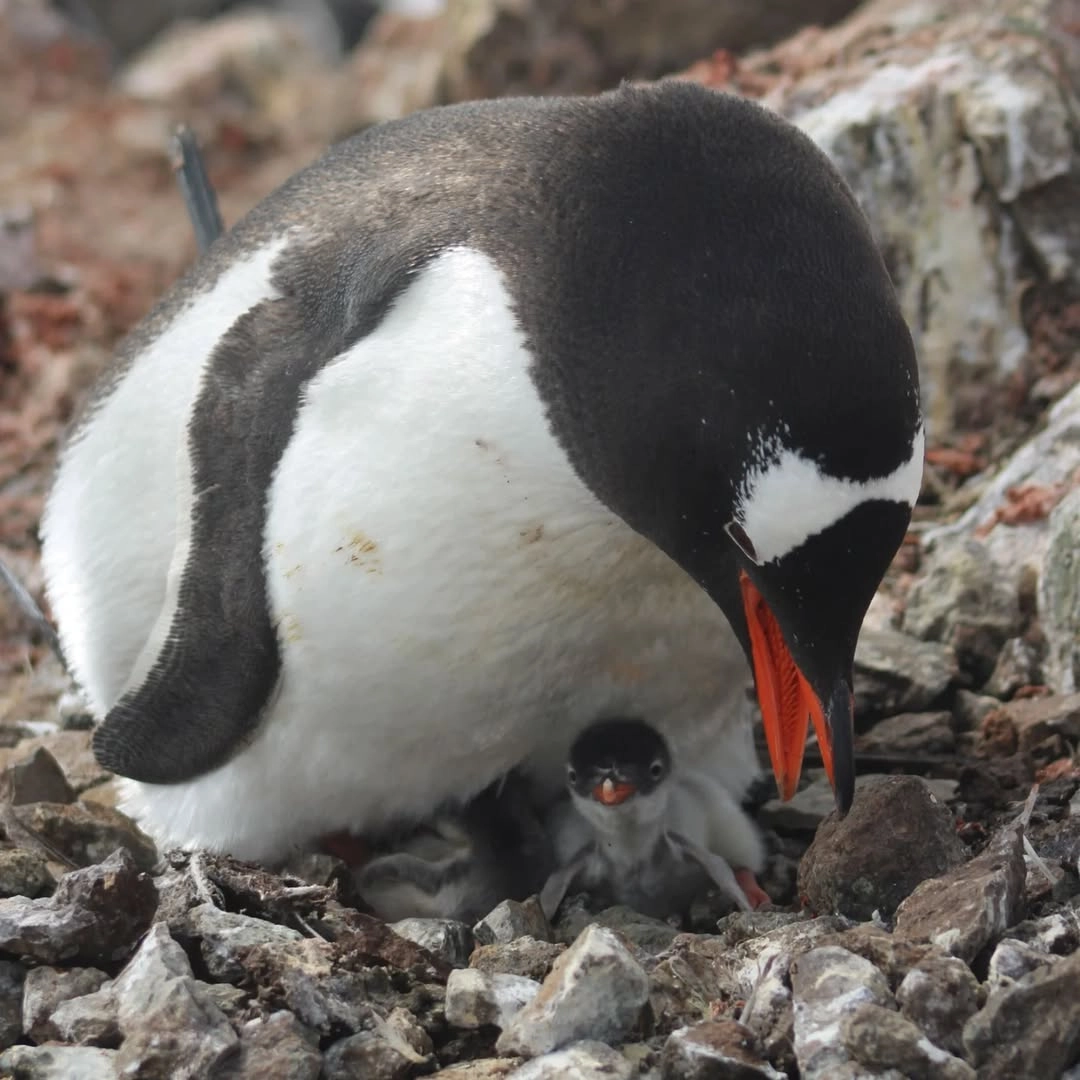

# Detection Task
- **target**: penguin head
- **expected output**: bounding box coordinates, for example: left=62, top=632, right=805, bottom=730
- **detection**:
left=566, top=719, right=673, bottom=831
left=524, top=86, right=925, bottom=814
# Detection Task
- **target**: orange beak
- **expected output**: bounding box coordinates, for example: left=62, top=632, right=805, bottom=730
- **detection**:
left=740, top=570, right=835, bottom=801
left=593, top=777, right=637, bottom=806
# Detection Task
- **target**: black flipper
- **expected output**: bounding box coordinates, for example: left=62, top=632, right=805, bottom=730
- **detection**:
left=539, top=848, right=591, bottom=921
left=93, top=296, right=348, bottom=783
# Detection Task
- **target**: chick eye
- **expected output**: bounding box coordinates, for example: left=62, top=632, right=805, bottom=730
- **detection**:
left=567, top=767, right=577, bottom=785
left=649, top=759, right=664, bottom=779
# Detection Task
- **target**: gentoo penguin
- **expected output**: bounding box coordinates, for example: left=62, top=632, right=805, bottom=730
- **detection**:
left=40, top=80, right=924, bottom=864
left=540, top=719, right=766, bottom=920
left=353, top=772, right=555, bottom=923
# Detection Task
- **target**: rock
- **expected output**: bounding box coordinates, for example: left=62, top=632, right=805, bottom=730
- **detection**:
left=733, top=917, right=853, bottom=996
left=983, top=636, right=1042, bottom=699
left=854, top=711, right=956, bottom=756
left=790, top=946, right=894, bottom=1079
left=761, top=772, right=957, bottom=833
left=445, top=968, right=540, bottom=1030
left=322, top=1020, right=430, bottom=1080
left=470, top=937, right=565, bottom=981
left=853, top=626, right=957, bottom=715
left=661, top=1019, right=785, bottom=1079
left=649, top=934, right=745, bottom=1035
left=963, top=950, right=1080, bottom=1078
left=738, top=953, right=795, bottom=1072
left=0, top=847, right=54, bottom=899
left=841, top=1003, right=975, bottom=1079
left=9, top=801, right=157, bottom=870
left=214, top=1011, right=322, bottom=1080
left=21, top=964, right=112, bottom=1043
left=554, top=902, right=680, bottom=952
left=497, top=925, right=649, bottom=1057
left=0, top=1045, right=120, bottom=1079
left=798, top=775, right=966, bottom=919
left=204, top=982, right=250, bottom=1017
left=903, top=539, right=1021, bottom=684
left=179, top=901, right=304, bottom=982
left=47, top=981, right=120, bottom=1046
left=994, top=692, right=1080, bottom=753
left=2, top=746, right=75, bottom=804
left=391, top=917, right=474, bottom=969
left=1008, top=910, right=1079, bottom=954
left=822, top=923, right=937, bottom=987
left=0, top=731, right=109, bottom=795
left=438, top=1061, right=523, bottom=1078
left=507, top=1040, right=634, bottom=1080
left=440, top=0, right=860, bottom=104
left=1040, top=488, right=1080, bottom=693
left=237, top=936, right=394, bottom=1036
left=118, top=8, right=326, bottom=103
left=474, top=898, right=550, bottom=946
left=112, top=923, right=239, bottom=1078
left=895, top=827, right=1026, bottom=961
left=0, top=960, right=25, bottom=1048
left=896, top=953, right=982, bottom=1057
left=0, top=849, right=156, bottom=964
left=985, top=937, right=1058, bottom=991
left=953, top=690, right=1002, bottom=731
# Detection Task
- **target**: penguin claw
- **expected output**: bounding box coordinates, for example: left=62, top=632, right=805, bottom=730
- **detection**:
left=734, top=867, right=771, bottom=911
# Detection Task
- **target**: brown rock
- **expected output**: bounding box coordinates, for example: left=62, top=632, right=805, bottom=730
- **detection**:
left=0, top=731, right=109, bottom=794
left=22, top=965, right=114, bottom=1044
left=998, top=692, right=1080, bottom=752
left=0, top=849, right=156, bottom=964
left=1, top=746, right=75, bottom=805
left=0, top=846, right=55, bottom=898
left=797, top=775, right=966, bottom=920
left=9, top=800, right=157, bottom=870
left=896, top=952, right=983, bottom=1057
left=963, top=950, right=1080, bottom=1079
left=841, top=1003, right=975, bottom=1079
left=470, top=937, right=565, bottom=981
left=854, top=711, right=955, bottom=756
left=661, top=1019, right=784, bottom=1079
left=895, top=827, right=1026, bottom=962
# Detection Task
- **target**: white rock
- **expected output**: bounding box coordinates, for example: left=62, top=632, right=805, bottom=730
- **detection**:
left=790, top=945, right=893, bottom=1080
left=507, top=1040, right=634, bottom=1080
left=0, top=1045, right=119, bottom=1079
left=497, top=925, right=649, bottom=1057
left=445, top=968, right=540, bottom=1030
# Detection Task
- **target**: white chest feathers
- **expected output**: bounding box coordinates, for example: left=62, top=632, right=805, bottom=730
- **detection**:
left=42, top=243, right=761, bottom=861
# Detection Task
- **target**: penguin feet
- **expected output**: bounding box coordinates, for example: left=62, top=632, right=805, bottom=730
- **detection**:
left=735, top=867, right=771, bottom=910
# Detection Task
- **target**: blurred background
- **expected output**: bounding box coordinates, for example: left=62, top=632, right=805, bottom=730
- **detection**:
left=2, top=0, right=1080, bottom=748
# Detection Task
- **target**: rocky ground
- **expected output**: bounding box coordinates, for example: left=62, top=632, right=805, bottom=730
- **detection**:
left=2, top=0, right=1080, bottom=1077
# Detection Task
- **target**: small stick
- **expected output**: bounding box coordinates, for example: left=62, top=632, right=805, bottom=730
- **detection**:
left=170, top=127, right=224, bottom=254
left=0, top=557, right=65, bottom=666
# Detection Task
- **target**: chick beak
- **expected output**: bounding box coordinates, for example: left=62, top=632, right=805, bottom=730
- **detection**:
left=593, top=776, right=637, bottom=806
left=739, top=570, right=849, bottom=806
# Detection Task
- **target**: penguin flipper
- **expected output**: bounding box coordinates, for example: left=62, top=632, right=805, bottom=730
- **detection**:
left=667, top=831, right=752, bottom=914
left=93, top=297, right=340, bottom=784
left=539, top=849, right=590, bottom=921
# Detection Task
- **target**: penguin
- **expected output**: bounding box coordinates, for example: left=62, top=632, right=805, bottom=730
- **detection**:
left=540, top=719, right=767, bottom=920
left=39, top=80, right=924, bottom=865
left=352, top=771, right=556, bottom=923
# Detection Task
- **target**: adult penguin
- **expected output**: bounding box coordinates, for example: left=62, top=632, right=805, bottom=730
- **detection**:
left=40, top=81, right=923, bottom=862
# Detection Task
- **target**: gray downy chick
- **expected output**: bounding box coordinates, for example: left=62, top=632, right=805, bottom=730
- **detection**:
left=355, top=771, right=554, bottom=923
left=541, top=718, right=769, bottom=920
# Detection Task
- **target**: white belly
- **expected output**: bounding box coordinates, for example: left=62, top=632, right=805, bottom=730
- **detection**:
left=42, top=243, right=761, bottom=861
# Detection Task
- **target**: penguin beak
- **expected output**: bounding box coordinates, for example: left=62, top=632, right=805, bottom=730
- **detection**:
left=739, top=571, right=852, bottom=808
left=593, top=776, right=637, bottom=806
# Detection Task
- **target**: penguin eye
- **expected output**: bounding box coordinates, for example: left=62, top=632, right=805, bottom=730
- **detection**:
left=724, top=520, right=760, bottom=565
left=566, top=767, right=577, bottom=786
left=649, top=759, right=664, bottom=780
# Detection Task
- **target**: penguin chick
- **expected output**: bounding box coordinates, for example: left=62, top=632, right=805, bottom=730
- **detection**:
left=355, top=772, right=555, bottom=923
left=541, top=719, right=770, bottom=921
